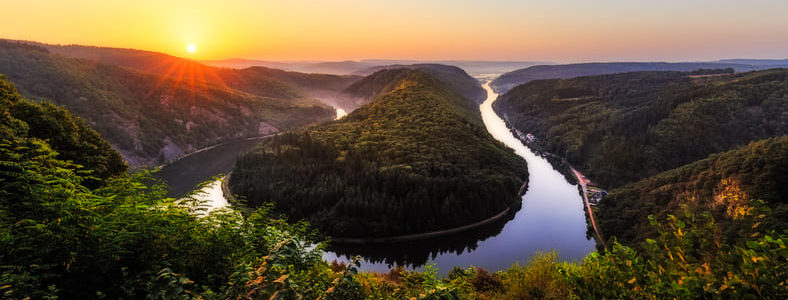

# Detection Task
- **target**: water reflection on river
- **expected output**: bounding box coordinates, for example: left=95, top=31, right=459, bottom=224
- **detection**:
left=323, top=76, right=596, bottom=274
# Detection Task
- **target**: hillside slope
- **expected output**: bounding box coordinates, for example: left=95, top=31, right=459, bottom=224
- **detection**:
left=338, top=64, right=485, bottom=111
left=0, top=40, right=335, bottom=166
left=229, top=69, right=526, bottom=237
left=494, top=69, right=787, bottom=188
left=597, top=137, right=787, bottom=245
left=490, top=62, right=765, bottom=93
left=36, top=42, right=362, bottom=107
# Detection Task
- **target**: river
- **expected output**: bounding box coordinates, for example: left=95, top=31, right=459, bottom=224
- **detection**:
left=168, top=77, right=595, bottom=274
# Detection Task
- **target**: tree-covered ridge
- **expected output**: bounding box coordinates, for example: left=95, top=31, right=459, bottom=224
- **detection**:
left=337, top=64, right=485, bottom=111
left=0, top=75, right=126, bottom=184
left=0, top=40, right=335, bottom=166
left=597, top=136, right=787, bottom=246
left=488, top=61, right=783, bottom=93
left=494, top=69, right=787, bottom=188
left=230, top=69, right=526, bottom=237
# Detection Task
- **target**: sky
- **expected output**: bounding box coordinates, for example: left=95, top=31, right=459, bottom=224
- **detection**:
left=3, top=0, right=787, bottom=62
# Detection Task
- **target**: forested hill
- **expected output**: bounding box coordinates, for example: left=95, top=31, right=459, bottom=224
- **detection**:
left=36, top=42, right=362, bottom=106
left=337, top=64, right=485, bottom=111
left=229, top=69, right=527, bottom=237
left=0, top=40, right=336, bottom=166
left=597, top=137, right=787, bottom=246
left=489, top=62, right=770, bottom=93
left=494, top=69, right=787, bottom=188
left=0, top=75, right=126, bottom=185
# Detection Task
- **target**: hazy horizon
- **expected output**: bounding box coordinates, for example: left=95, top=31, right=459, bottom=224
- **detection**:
left=3, top=0, right=787, bottom=62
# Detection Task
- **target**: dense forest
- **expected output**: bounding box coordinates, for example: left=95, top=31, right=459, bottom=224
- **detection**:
left=229, top=69, right=527, bottom=237
left=489, top=62, right=788, bottom=93
left=0, top=40, right=338, bottom=165
left=494, top=69, right=787, bottom=189
left=597, top=137, right=787, bottom=245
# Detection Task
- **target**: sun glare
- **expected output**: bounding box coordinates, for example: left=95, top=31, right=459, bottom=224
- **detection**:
left=186, top=44, right=197, bottom=53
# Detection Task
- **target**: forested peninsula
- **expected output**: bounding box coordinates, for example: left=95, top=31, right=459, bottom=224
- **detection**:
left=229, top=69, right=527, bottom=238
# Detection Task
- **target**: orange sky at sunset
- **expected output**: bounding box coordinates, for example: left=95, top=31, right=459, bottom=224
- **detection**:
left=3, top=0, right=787, bottom=62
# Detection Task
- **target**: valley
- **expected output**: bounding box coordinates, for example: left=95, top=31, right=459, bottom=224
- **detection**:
left=0, top=40, right=346, bottom=166
left=153, top=68, right=785, bottom=280
left=1, top=42, right=784, bottom=299
left=4, top=1, right=787, bottom=297
left=325, top=78, right=596, bottom=273
left=168, top=74, right=596, bottom=274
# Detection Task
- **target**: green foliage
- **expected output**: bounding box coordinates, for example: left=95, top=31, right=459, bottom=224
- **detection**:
left=495, top=253, right=575, bottom=300
left=569, top=205, right=787, bottom=299
left=230, top=70, right=527, bottom=237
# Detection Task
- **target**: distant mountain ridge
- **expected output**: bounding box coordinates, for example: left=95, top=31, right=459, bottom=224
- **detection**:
left=719, top=58, right=788, bottom=66
left=201, top=59, right=379, bottom=75
left=202, top=58, right=546, bottom=77
left=490, top=61, right=786, bottom=93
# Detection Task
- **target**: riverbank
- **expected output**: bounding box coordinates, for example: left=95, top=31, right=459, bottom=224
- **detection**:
left=155, top=138, right=268, bottom=197
left=497, top=108, right=608, bottom=250
left=223, top=171, right=520, bottom=244
left=156, top=134, right=274, bottom=170
left=329, top=207, right=513, bottom=244
left=570, top=167, right=608, bottom=250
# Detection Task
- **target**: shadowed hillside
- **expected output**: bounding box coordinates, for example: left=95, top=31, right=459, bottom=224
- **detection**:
left=597, top=137, right=787, bottom=246
left=35, top=42, right=363, bottom=107
left=0, top=40, right=335, bottom=166
left=489, top=62, right=772, bottom=93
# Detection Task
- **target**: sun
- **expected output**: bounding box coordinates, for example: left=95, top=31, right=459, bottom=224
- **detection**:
left=186, top=44, right=197, bottom=53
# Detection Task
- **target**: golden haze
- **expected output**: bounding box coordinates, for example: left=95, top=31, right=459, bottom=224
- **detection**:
left=2, top=0, right=787, bottom=62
